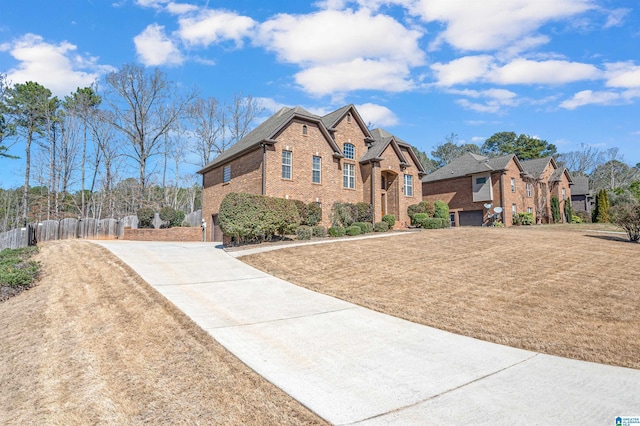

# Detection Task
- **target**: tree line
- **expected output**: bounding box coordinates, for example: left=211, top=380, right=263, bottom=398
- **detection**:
left=0, top=64, right=263, bottom=232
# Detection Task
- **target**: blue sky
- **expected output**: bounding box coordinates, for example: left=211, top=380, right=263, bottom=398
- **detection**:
left=1, top=0, right=639, bottom=188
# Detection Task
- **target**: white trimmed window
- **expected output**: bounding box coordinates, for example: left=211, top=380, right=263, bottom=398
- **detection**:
left=312, top=156, right=321, bottom=183
left=343, top=163, right=355, bottom=189
left=511, top=177, right=516, bottom=192
left=512, top=204, right=517, bottom=215
left=404, top=174, right=413, bottom=196
left=282, top=150, right=292, bottom=179
left=526, top=183, right=532, bottom=197
left=562, top=187, right=566, bottom=200
left=344, top=143, right=355, bottom=160
left=302, top=125, right=308, bottom=135
left=223, top=165, right=231, bottom=183
left=528, top=207, right=533, bottom=214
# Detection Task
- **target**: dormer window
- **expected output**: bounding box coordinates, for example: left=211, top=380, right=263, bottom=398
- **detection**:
left=302, top=125, right=308, bottom=135
left=344, top=143, right=355, bottom=160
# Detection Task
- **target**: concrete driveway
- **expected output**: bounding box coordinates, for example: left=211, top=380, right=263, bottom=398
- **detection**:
left=96, top=240, right=640, bottom=425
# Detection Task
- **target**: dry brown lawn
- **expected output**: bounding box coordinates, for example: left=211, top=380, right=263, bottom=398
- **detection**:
left=0, top=240, right=325, bottom=425
left=242, top=226, right=640, bottom=370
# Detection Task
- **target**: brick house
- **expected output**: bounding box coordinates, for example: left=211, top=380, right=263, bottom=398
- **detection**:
left=198, top=105, right=426, bottom=241
left=422, top=153, right=572, bottom=226
left=568, top=175, right=594, bottom=216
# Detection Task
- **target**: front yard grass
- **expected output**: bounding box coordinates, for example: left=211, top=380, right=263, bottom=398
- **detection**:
left=241, top=225, right=640, bottom=370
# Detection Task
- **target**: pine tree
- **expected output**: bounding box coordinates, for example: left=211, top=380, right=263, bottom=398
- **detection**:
left=593, top=189, right=610, bottom=223
left=551, top=196, right=561, bottom=223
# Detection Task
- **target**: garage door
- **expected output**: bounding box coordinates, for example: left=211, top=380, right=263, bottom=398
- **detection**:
left=458, top=210, right=484, bottom=226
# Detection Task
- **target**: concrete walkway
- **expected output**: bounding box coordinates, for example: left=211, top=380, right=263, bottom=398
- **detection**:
left=95, top=239, right=640, bottom=425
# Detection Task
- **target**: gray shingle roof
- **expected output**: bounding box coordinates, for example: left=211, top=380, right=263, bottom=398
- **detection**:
left=422, top=152, right=516, bottom=182
left=571, top=175, right=591, bottom=196
left=520, top=157, right=554, bottom=178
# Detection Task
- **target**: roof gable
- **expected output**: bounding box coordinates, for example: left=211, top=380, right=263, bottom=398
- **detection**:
left=422, top=152, right=517, bottom=182
left=322, top=104, right=374, bottom=141
left=362, top=128, right=426, bottom=174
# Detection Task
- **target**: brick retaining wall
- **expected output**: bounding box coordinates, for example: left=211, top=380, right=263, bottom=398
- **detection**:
left=123, top=227, right=204, bottom=242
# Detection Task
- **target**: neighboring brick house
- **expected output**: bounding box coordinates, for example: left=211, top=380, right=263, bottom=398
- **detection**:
left=421, top=153, right=572, bottom=226
left=569, top=175, right=594, bottom=215
left=198, top=105, right=426, bottom=241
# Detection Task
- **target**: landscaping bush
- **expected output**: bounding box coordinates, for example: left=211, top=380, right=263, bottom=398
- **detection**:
left=551, top=196, right=561, bottom=223
left=411, top=213, right=430, bottom=227
left=159, top=206, right=185, bottom=228
left=513, top=212, right=534, bottom=226
left=407, top=201, right=435, bottom=220
left=0, top=247, right=40, bottom=298
left=382, top=214, right=395, bottom=229
left=564, top=198, right=573, bottom=223
left=219, top=192, right=301, bottom=243
left=575, top=210, right=591, bottom=223
left=345, top=225, right=362, bottom=236
left=292, top=200, right=307, bottom=224
left=374, top=221, right=389, bottom=232
left=352, top=221, right=373, bottom=234
left=296, top=225, right=313, bottom=240
left=137, top=207, right=155, bottom=228
left=593, top=189, right=610, bottom=223
left=572, top=214, right=582, bottom=224
left=356, top=202, right=373, bottom=223
left=312, top=225, right=327, bottom=237
left=434, top=200, right=450, bottom=219
left=331, top=202, right=354, bottom=227
left=610, top=203, right=640, bottom=242
left=305, top=202, right=322, bottom=226
left=420, top=218, right=449, bottom=229
left=328, top=225, right=346, bottom=237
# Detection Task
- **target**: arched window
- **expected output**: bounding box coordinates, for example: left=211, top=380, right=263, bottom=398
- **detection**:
left=347, top=113, right=352, bottom=123
left=343, top=143, right=355, bottom=160
left=302, top=125, right=308, bottom=135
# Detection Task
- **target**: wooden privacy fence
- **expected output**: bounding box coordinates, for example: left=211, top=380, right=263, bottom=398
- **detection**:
left=0, top=210, right=203, bottom=250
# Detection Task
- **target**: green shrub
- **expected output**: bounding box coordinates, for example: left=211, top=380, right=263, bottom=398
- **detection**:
left=593, top=189, right=610, bottom=223
left=312, top=225, right=327, bottom=237
left=407, top=201, right=436, bottom=220
left=292, top=200, right=307, bottom=223
left=306, top=202, right=322, bottom=226
left=296, top=225, right=313, bottom=240
left=434, top=200, right=450, bottom=219
left=411, top=213, right=430, bottom=227
left=345, top=225, right=362, bottom=236
left=572, top=214, right=582, bottom=224
left=328, top=225, right=346, bottom=237
left=159, top=206, right=185, bottom=228
left=356, top=202, right=373, bottom=223
left=0, top=247, right=41, bottom=290
left=492, top=220, right=504, bottom=227
left=374, top=221, right=389, bottom=232
left=551, top=196, right=561, bottom=223
left=415, top=216, right=448, bottom=229
left=352, top=221, right=373, bottom=233
left=564, top=198, right=573, bottom=223
left=513, top=212, right=534, bottom=226
left=137, top=207, right=155, bottom=228
left=382, top=214, right=395, bottom=229
left=219, top=193, right=301, bottom=243
left=331, top=202, right=354, bottom=227
left=575, top=210, right=591, bottom=223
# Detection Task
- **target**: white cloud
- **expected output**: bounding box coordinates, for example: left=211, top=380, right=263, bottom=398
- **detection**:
left=411, top=0, right=592, bottom=51
left=0, top=33, right=114, bottom=96
left=452, top=88, right=518, bottom=113
left=295, top=58, right=414, bottom=96
left=356, top=103, right=398, bottom=127
left=255, top=8, right=423, bottom=96
left=560, top=90, right=621, bottom=109
left=605, top=62, right=640, bottom=88
left=177, top=9, right=256, bottom=47
left=603, top=8, right=630, bottom=28
left=490, top=59, right=601, bottom=84
left=433, top=56, right=601, bottom=86
left=134, top=23, right=184, bottom=66
left=431, top=55, right=493, bottom=86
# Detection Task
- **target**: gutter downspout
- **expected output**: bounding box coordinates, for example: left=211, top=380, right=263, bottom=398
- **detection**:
left=499, top=172, right=505, bottom=223
left=370, top=161, right=376, bottom=225
left=261, top=143, right=266, bottom=196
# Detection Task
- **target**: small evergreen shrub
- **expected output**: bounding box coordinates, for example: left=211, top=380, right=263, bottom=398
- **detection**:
left=159, top=206, right=184, bottom=228
left=137, top=207, right=155, bottom=228
left=374, top=221, right=389, bottom=232
left=352, top=221, right=373, bottom=233
left=411, top=213, right=430, bottom=227
left=328, top=226, right=346, bottom=237
left=306, top=202, right=322, bottom=226
left=296, top=225, right=313, bottom=240
left=433, top=200, right=450, bottom=219
left=422, top=218, right=448, bottom=229
left=331, top=202, right=354, bottom=227
left=356, top=202, right=373, bottom=223
left=572, top=214, right=582, bottom=224
left=593, top=189, right=610, bottom=223
left=382, top=214, right=395, bottom=229
left=345, top=225, right=362, bottom=236
left=564, top=198, right=573, bottom=223
left=551, top=196, right=561, bottom=223
left=312, top=225, right=327, bottom=237
left=514, top=212, right=534, bottom=226
left=0, top=247, right=41, bottom=291
left=407, top=201, right=436, bottom=220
